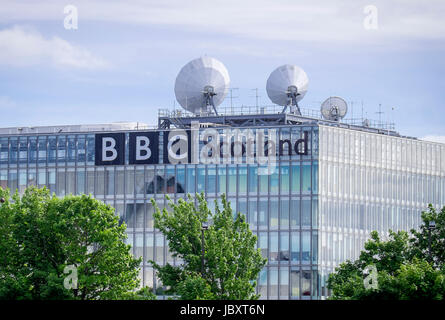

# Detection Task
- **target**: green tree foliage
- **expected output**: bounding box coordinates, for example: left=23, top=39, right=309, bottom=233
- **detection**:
left=150, top=193, right=267, bottom=300
left=0, top=186, right=152, bottom=300
left=328, top=205, right=445, bottom=300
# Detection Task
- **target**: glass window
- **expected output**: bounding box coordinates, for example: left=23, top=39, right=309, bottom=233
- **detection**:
left=312, top=231, right=318, bottom=264
left=28, top=170, right=36, bottom=186
left=217, top=165, right=226, bottom=194
left=57, top=136, right=66, bottom=165
left=166, top=166, right=176, bottom=194
left=270, top=232, right=278, bottom=262
left=77, top=135, right=86, bottom=164
left=125, top=203, right=135, bottom=229
left=136, top=203, right=144, bottom=229
left=291, top=232, right=300, bottom=263
left=312, top=198, right=318, bottom=228
left=280, top=267, right=289, bottom=299
left=135, top=233, right=143, bottom=261
left=290, top=198, right=300, bottom=228
left=8, top=170, right=17, bottom=194
left=18, top=170, right=26, bottom=193
left=86, top=135, right=95, bottom=165
left=37, top=136, right=47, bottom=166
left=238, top=165, right=247, bottom=194
left=238, top=198, right=247, bottom=217
left=95, top=169, right=105, bottom=196
left=290, top=268, right=300, bottom=298
left=301, top=199, right=311, bottom=227
left=135, top=168, right=145, bottom=195
left=270, top=168, right=279, bottom=194
left=312, top=270, right=319, bottom=298
left=66, top=169, right=75, bottom=195
left=302, top=232, right=310, bottom=263
left=248, top=165, right=257, bottom=193
left=126, top=168, right=135, bottom=195
left=270, top=199, right=278, bottom=229
left=291, top=164, right=300, bottom=193
left=29, top=137, right=37, bottom=165
left=145, top=233, right=154, bottom=262
left=115, top=168, right=125, bottom=195
left=186, top=166, right=196, bottom=195
left=258, top=200, right=268, bottom=230
left=312, top=162, right=318, bottom=193
left=86, top=169, right=94, bottom=195
left=227, top=165, right=236, bottom=194
left=176, top=166, right=185, bottom=194
left=48, top=169, right=56, bottom=194
left=76, top=169, right=85, bottom=194
left=280, top=198, right=289, bottom=228
left=0, top=138, right=8, bottom=167
left=19, top=137, right=28, bottom=165
left=269, top=267, right=278, bottom=298
left=155, top=234, right=164, bottom=264
left=280, top=232, right=289, bottom=261
left=106, top=168, right=114, bottom=196
left=9, top=138, right=18, bottom=165
left=259, top=166, right=268, bottom=194
left=146, top=202, right=154, bottom=229
left=56, top=169, right=65, bottom=196
left=302, top=270, right=311, bottom=296
left=302, top=162, right=311, bottom=193
left=281, top=164, right=290, bottom=194
left=248, top=199, right=257, bottom=229
left=67, top=135, right=76, bottom=164
left=0, top=170, right=7, bottom=189
left=207, top=165, right=217, bottom=194
left=259, top=268, right=268, bottom=298
left=37, top=170, right=46, bottom=188
left=259, top=232, right=268, bottom=259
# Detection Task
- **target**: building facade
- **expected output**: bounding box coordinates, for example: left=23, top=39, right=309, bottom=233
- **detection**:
left=0, top=116, right=444, bottom=299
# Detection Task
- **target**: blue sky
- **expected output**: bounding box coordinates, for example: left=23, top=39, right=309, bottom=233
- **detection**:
left=0, top=0, right=444, bottom=142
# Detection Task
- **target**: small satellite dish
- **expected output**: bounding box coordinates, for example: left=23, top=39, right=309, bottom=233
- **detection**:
left=174, top=57, right=230, bottom=115
left=266, top=65, right=309, bottom=115
left=320, top=97, right=348, bottom=121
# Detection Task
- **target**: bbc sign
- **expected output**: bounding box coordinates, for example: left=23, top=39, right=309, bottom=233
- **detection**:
left=95, top=129, right=309, bottom=166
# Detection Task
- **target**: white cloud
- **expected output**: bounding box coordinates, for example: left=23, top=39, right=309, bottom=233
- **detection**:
left=421, top=135, right=445, bottom=144
left=0, top=26, right=109, bottom=69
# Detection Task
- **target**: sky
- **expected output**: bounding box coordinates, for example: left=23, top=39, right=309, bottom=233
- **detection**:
left=0, top=0, right=444, bottom=142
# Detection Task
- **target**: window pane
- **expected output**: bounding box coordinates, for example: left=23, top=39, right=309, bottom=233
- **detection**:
left=207, top=166, right=217, bottom=194
left=56, top=170, right=65, bottom=196
left=76, top=169, right=85, bottom=194
left=146, top=202, right=154, bottom=229
left=106, top=168, right=114, bottom=196
left=259, top=166, right=268, bottom=194
left=270, top=199, right=278, bottom=229
left=291, top=269, right=300, bottom=298
left=145, top=233, right=154, bottom=261
left=290, top=198, right=300, bottom=227
left=291, top=232, right=300, bottom=263
left=291, top=164, right=300, bottom=193
left=116, top=169, right=125, bottom=195
left=258, top=200, right=268, bottom=229
left=248, top=199, right=257, bottom=229
left=248, top=165, right=257, bottom=193
left=135, top=169, right=144, bottom=195
left=66, top=170, right=75, bottom=195
left=281, top=165, right=290, bottom=194
left=136, top=203, right=144, bottom=229
left=259, top=268, right=268, bottom=298
left=302, top=232, right=310, bottom=263
left=270, top=267, right=278, bottom=298
left=302, top=270, right=311, bottom=296
left=259, top=232, right=268, bottom=259
left=280, top=198, right=289, bottom=228
left=270, top=232, right=278, bottom=262
left=227, top=166, right=236, bottom=194
left=301, top=199, right=311, bottom=227
left=270, top=168, right=279, bottom=194
left=238, top=165, right=247, bottom=194
left=280, top=267, right=289, bottom=299
left=187, top=166, right=196, bottom=194
left=279, top=232, right=289, bottom=261
left=125, top=203, right=135, bottom=229
left=126, top=168, right=134, bottom=195
left=312, top=231, right=318, bottom=264
left=302, top=163, right=311, bottom=193
left=155, top=234, right=164, bottom=264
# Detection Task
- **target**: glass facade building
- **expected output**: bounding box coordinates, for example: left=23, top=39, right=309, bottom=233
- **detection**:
left=0, top=121, right=444, bottom=299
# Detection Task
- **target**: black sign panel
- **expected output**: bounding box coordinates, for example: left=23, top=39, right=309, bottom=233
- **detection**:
left=128, top=132, right=159, bottom=165
left=95, top=133, right=125, bottom=165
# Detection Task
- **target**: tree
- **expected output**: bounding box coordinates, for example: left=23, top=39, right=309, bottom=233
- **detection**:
left=327, top=205, right=445, bottom=300
left=0, top=186, right=149, bottom=300
left=150, top=193, right=267, bottom=300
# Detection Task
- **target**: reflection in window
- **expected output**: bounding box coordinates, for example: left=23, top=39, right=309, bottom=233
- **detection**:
left=136, top=203, right=144, bottom=229
left=248, top=165, right=257, bottom=193
left=86, top=169, right=94, bottom=195
left=259, top=232, right=268, bottom=259
left=106, top=168, right=114, bottom=196
left=312, top=232, right=318, bottom=264
left=259, top=166, right=268, bottom=194
left=126, top=168, right=134, bottom=195
left=146, top=203, right=154, bottom=229
left=95, top=170, right=104, bottom=195
left=290, top=198, right=300, bottom=228
left=19, top=137, right=28, bottom=165
left=281, top=165, right=290, bottom=193
left=177, top=167, right=186, bottom=194
left=86, top=135, right=95, bottom=164
left=18, top=171, right=26, bottom=193
left=258, top=268, right=267, bottom=298
left=290, top=268, right=300, bottom=298
left=187, top=166, right=195, bottom=194
left=9, top=138, right=18, bottom=165
left=301, top=199, right=311, bottom=227
left=217, top=166, right=226, bottom=194
left=238, top=165, right=247, bottom=194
left=0, top=138, right=8, bottom=166
left=155, top=234, right=164, bottom=264
left=270, top=199, right=278, bottom=229
left=57, top=136, right=66, bottom=164
left=135, top=234, right=143, bottom=261
left=280, top=198, right=289, bottom=228
left=207, top=166, right=216, bottom=194
left=66, top=170, right=75, bottom=195
left=28, top=170, right=36, bottom=186
left=8, top=171, right=17, bottom=194
left=270, top=169, right=279, bottom=194
left=197, top=166, right=205, bottom=193
left=166, top=166, right=175, bottom=194
left=48, top=169, right=56, bottom=194
left=258, top=200, right=268, bottom=229
left=227, top=166, right=236, bottom=194
left=56, top=170, right=65, bottom=196
left=270, top=232, right=278, bottom=262
left=312, top=162, right=318, bottom=193
left=291, top=232, right=300, bottom=263
left=248, top=199, right=257, bottom=229
left=291, top=164, right=300, bottom=193
left=115, top=169, right=124, bottom=195
left=302, top=270, right=311, bottom=296
left=77, top=136, right=86, bottom=163
left=37, top=171, right=46, bottom=189
left=76, top=170, right=85, bottom=194
left=135, top=169, right=145, bottom=195
left=67, top=136, right=76, bottom=164
left=29, top=138, right=37, bottom=165
left=302, top=163, right=311, bottom=193
left=302, top=232, right=310, bottom=263
left=238, top=198, right=247, bottom=217
left=38, top=136, right=47, bottom=165
left=280, top=232, right=289, bottom=261
left=269, top=267, right=278, bottom=298
left=145, top=234, right=154, bottom=262
left=125, top=204, right=134, bottom=229
left=280, top=267, right=289, bottom=299
left=312, top=198, right=318, bottom=228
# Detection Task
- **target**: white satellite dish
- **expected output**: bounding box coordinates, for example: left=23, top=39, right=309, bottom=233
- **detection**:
left=174, top=57, right=230, bottom=115
left=320, top=96, right=348, bottom=121
left=266, top=65, right=309, bottom=115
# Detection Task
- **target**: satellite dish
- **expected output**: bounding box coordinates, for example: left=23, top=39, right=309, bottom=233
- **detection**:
left=321, top=96, right=348, bottom=121
left=174, top=57, right=230, bottom=115
left=266, top=65, right=309, bottom=115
